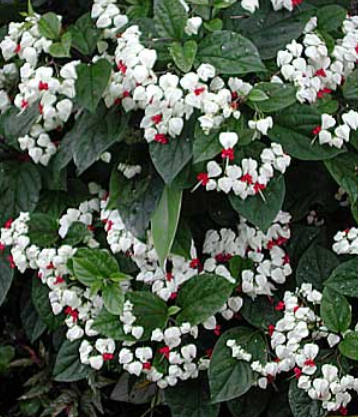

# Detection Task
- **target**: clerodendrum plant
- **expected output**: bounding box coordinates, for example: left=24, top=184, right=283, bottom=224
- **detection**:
left=1, top=0, right=358, bottom=415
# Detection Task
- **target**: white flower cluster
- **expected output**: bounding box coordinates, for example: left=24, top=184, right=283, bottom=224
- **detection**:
left=0, top=186, right=106, bottom=343
left=333, top=227, right=358, bottom=255
left=276, top=15, right=358, bottom=105
left=91, top=0, right=128, bottom=37
left=0, top=63, right=18, bottom=113
left=117, top=162, right=142, bottom=179
left=240, top=0, right=303, bottom=14
left=203, top=211, right=292, bottom=298
left=196, top=142, right=290, bottom=200
left=228, top=283, right=358, bottom=413
left=312, top=110, right=358, bottom=149
left=15, top=62, right=78, bottom=165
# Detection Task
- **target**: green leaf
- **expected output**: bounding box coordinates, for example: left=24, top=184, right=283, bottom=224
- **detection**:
left=75, top=59, right=112, bottom=113
left=28, top=213, right=58, bottom=247
left=38, top=12, right=62, bottom=40
left=166, top=376, right=220, bottom=417
left=209, top=327, right=267, bottom=403
left=49, top=32, right=72, bottom=58
left=241, top=294, right=282, bottom=330
left=227, top=387, right=272, bottom=417
left=247, top=83, right=296, bottom=113
left=150, top=128, right=193, bottom=185
left=0, top=250, right=14, bottom=307
left=21, top=282, right=46, bottom=343
left=269, top=104, right=345, bottom=160
left=196, top=31, right=266, bottom=75
left=127, top=292, right=168, bottom=340
left=343, top=69, right=358, bottom=100
left=32, top=276, right=63, bottom=330
left=325, top=258, right=358, bottom=297
left=0, top=104, right=41, bottom=146
left=193, top=123, right=222, bottom=164
left=224, top=1, right=308, bottom=60
left=53, top=340, right=90, bottom=382
left=0, top=346, right=15, bottom=373
left=103, top=284, right=124, bottom=315
left=153, top=0, right=188, bottom=39
left=109, top=169, right=164, bottom=239
left=55, top=104, right=128, bottom=175
left=63, top=222, right=91, bottom=246
left=0, top=162, right=42, bottom=224
left=247, top=89, right=269, bottom=102
left=169, top=41, right=198, bottom=73
left=176, top=274, right=233, bottom=325
left=92, top=309, right=134, bottom=341
left=171, top=220, right=192, bottom=259
left=296, top=244, right=340, bottom=291
left=73, top=249, right=119, bottom=287
left=151, top=186, right=182, bottom=268
left=288, top=380, right=327, bottom=417
left=339, top=332, right=358, bottom=360
left=229, top=175, right=285, bottom=232
left=320, top=287, right=351, bottom=334
left=317, top=5, right=347, bottom=33
left=70, top=13, right=101, bottom=56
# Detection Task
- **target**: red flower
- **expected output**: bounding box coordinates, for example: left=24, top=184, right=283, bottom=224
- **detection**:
left=4, top=218, right=13, bottom=229
left=190, top=258, right=201, bottom=269
left=240, top=173, right=253, bottom=184
left=21, top=99, right=29, bottom=109
left=0, top=243, right=5, bottom=252
left=159, top=346, right=170, bottom=359
left=206, top=348, right=213, bottom=358
left=117, top=60, right=127, bottom=74
left=197, top=172, right=209, bottom=186
left=170, top=292, right=178, bottom=300
left=304, top=358, right=316, bottom=367
left=38, top=81, right=49, bottom=91
left=65, top=306, right=79, bottom=322
left=154, top=134, right=168, bottom=144
left=194, top=87, right=205, bottom=96
left=143, top=362, right=152, bottom=370
left=314, top=69, right=326, bottom=77
left=312, top=126, right=321, bottom=135
left=317, top=88, right=331, bottom=99
left=103, top=353, right=114, bottom=361
left=8, top=255, right=15, bottom=269
left=214, top=325, right=221, bottom=336
left=221, top=148, right=235, bottom=160
left=268, top=325, right=275, bottom=336
left=275, top=301, right=285, bottom=311
left=14, top=44, right=21, bottom=54
left=46, top=262, right=55, bottom=270
left=294, top=367, right=302, bottom=379
left=339, top=407, right=348, bottom=416
left=55, top=276, right=65, bottom=285
left=215, top=253, right=232, bottom=263
left=151, top=114, right=163, bottom=125
left=253, top=182, right=266, bottom=194
left=291, top=0, right=303, bottom=6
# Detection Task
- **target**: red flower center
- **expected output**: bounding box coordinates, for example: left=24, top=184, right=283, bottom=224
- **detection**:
left=194, top=87, right=205, bottom=96
left=154, top=134, right=168, bottom=144
left=151, top=114, right=163, bottom=125
left=197, top=172, right=209, bottom=186
left=312, top=126, right=322, bottom=135
left=221, top=148, right=235, bottom=160
left=159, top=346, right=170, bottom=359
left=39, top=81, right=49, bottom=91
left=103, top=353, right=114, bottom=361
left=117, top=60, right=127, bottom=74
left=240, top=173, right=253, bottom=184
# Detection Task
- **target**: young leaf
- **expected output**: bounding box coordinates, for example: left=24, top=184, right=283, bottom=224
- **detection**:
left=209, top=327, right=267, bottom=403
left=38, top=12, right=62, bottom=40
left=72, top=248, right=119, bottom=287
left=339, top=332, right=358, bottom=361
left=49, top=32, right=72, bottom=58
left=70, top=13, right=101, bottom=56
left=75, top=59, right=112, bottom=113
left=151, top=185, right=182, bottom=268
left=229, top=175, right=286, bottom=232
left=169, top=41, right=197, bottom=73
left=320, top=287, right=351, bottom=334
left=176, top=274, right=233, bottom=325
left=103, top=283, right=124, bottom=315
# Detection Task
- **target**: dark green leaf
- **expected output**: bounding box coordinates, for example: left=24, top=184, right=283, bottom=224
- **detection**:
left=153, top=0, right=187, bottom=39
left=75, top=59, right=112, bottom=113
left=209, top=327, right=267, bottom=403
left=21, top=282, right=47, bottom=343
left=127, top=292, right=168, bottom=340
left=247, top=82, right=296, bottom=113
left=176, top=274, right=233, bottom=325
left=317, top=5, right=347, bottom=33
left=325, top=258, right=358, bottom=297
left=229, top=175, right=285, bottom=232
left=28, top=213, right=58, bottom=247
left=343, top=69, right=358, bottom=101
left=227, top=387, right=272, bottom=417
left=288, top=380, right=327, bottom=417
left=193, top=123, right=222, bottom=164
left=196, top=31, right=266, bottom=75
left=0, top=250, right=14, bottom=307
left=0, top=346, right=15, bottom=373
left=241, top=294, right=282, bottom=330
left=320, top=287, right=351, bottom=334
left=296, top=244, right=340, bottom=291
left=92, top=309, right=134, bottom=341
left=339, top=332, right=358, bottom=360
left=53, top=340, right=90, bottom=382
left=63, top=222, right=91, bottom=246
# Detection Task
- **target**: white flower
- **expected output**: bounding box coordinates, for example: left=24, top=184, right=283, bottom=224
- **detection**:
left=197, top=64, right=216, bottom=82
left=248, top=117, right=273, bottom=136
left=185, top=17, right=203, bottom=36
left=219, top=132, right=238, bottom=149
left=241, top=0, right=259, bottom=13
left=342, top=110, right=358, bottom=130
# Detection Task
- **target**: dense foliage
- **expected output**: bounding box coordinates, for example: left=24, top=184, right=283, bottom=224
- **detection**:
left=2, top=0, right=358, bottom=416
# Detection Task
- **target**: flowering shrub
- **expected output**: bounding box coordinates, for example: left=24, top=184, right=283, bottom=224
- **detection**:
left=2, top=0, right=358, bottom=415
